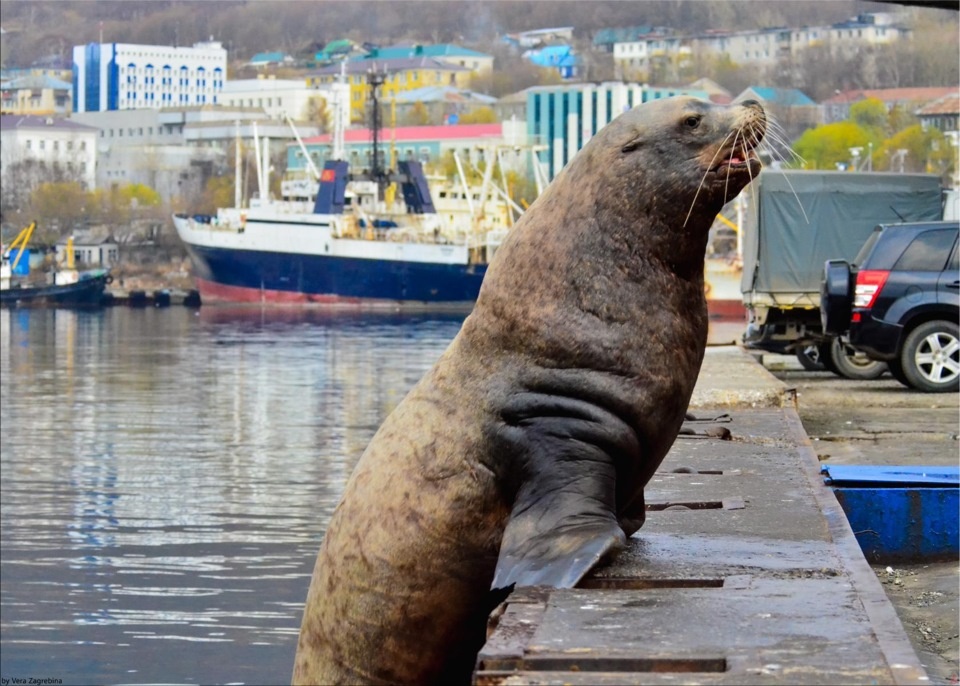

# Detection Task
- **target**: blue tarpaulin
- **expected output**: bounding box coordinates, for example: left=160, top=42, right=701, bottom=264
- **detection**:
left=8, top=249, right=30, bottom=275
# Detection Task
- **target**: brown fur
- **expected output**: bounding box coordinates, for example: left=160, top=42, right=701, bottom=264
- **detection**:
left=292, top=96, right=765, bottom=685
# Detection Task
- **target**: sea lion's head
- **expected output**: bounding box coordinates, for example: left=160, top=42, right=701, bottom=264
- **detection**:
left=473, top=96, right=766, bottom=334
left=576, top=96, right=766, bottom=242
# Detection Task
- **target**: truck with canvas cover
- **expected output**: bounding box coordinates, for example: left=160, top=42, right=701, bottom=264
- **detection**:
left=740, top=170, right=944, bottom=378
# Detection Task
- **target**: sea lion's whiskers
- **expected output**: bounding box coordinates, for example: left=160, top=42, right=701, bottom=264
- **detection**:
left=760, top=122, right=800, bottom=167
left=774, top=166, right=810, bottom=224
left=723, top=128, right=742, bottom=201
left=684, top=130, right=735, bottom=228
left=756, top=117, right=803, bottom=169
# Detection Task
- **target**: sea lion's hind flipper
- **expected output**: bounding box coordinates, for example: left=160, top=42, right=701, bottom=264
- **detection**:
left=492, top=518, right=625, bottom=590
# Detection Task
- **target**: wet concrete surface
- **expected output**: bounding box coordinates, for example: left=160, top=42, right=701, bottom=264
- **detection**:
left=761, top=352, right=959, bottom=685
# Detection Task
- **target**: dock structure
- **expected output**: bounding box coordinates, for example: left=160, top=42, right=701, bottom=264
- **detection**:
left=475, top=348, right=929, bottom=685
left=104, top=288, right=201, bottom=307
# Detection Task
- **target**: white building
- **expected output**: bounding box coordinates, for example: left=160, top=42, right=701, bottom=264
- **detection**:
left=72, top=39, right=227, bottom=113
left=218, top=77, right=333, bottom=121
left=611, top=12, right=910, bottom=75
left=0, top=115, right=99, bottom=203
left=69, top=106, right=321, bottom=205
left=825, top=13, right=910, bottom=57
left=612, top=32, right=686, bottom=79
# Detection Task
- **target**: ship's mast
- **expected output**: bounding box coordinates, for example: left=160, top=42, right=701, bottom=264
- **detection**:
left=367, top=68, right=387, bottom=200
left=331, top=60, right=348, bottom=162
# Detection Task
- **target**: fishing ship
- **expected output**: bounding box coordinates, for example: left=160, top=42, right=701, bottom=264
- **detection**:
left=173, top=71, right=538, bottom=308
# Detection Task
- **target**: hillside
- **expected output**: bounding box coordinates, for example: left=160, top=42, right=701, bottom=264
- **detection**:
left=0, top=0, right=916, bottom=66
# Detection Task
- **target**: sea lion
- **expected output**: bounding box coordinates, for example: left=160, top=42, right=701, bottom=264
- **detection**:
left=292, top=96, right=766, bottom=685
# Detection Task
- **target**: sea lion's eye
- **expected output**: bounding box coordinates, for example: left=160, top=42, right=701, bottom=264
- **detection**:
left=684, top=115, right=701, bottom=129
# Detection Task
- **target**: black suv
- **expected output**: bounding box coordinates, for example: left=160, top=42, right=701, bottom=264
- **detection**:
left=821, top=221, right=959, bottom=392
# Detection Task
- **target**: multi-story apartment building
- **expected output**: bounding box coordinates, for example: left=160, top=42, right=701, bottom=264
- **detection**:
left=825, top=13, right=910, bottom=57
left=72, top=39, right=227, bottom=113
left=612, top=31, right=685, bottom=81
left=527, top=82, right=709, bottom=180
left=308, top=56, right=471, bottom=124
left=0, top=114, right=99, bottom=211
left=611, top=12, right=910, bottom=77
left=358, top=44, right=494, bottom=75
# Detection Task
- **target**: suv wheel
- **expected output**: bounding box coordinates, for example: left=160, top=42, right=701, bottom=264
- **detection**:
left=827, top=337, right=888, bottom=380
left=899, top=320, right=960, bottom=393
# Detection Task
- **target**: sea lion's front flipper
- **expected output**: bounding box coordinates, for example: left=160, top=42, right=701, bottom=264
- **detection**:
left=491, top=392, right=637, bottom=590
left=493, top=511, right=626, bottom=589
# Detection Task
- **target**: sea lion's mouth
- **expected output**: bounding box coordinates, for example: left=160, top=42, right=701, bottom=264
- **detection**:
left=711, top=148, right=761, bottom=174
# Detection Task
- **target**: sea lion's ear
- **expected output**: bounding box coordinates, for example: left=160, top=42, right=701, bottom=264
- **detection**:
left=621, top=138, right=643, bottom=153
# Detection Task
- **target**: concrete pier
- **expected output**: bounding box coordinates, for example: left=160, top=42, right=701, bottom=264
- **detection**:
left=474, top=347, right=929, bottom=685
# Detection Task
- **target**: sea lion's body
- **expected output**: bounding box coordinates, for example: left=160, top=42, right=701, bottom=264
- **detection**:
left=293, top=96, right=765, bottom=685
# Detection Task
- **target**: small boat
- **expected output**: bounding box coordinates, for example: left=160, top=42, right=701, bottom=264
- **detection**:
left=1, top=223, right=111, bottom=309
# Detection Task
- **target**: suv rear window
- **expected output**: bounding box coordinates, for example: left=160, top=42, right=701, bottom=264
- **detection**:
left=854, top=229, right=882, bottom=267
left=892, top=229, right=956, bottom=271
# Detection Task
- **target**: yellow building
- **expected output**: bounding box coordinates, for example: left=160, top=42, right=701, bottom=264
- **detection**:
left=1, top=75, right=72, bottom=115
left=308, top=56, right=471, bottom=124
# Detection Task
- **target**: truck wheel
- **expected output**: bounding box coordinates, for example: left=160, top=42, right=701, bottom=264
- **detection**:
left=827, top=337, right=888, bottom=380
left=796, top=344, right=826, bottom=371
left=899, top=320, right=960, bottom=393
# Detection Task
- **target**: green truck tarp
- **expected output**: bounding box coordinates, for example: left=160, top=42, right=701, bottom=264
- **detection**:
left=741, top=171, right=943, bottom=295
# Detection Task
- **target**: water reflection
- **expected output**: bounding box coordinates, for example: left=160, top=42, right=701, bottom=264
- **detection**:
left=0, top=306, right=464, bottom=685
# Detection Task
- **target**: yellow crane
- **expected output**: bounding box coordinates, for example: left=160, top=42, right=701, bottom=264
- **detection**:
left=4, top=222, right=38, bottom=272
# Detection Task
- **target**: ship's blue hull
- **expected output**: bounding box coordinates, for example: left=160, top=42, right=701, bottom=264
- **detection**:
left=186, top=244, right=488, bottom=306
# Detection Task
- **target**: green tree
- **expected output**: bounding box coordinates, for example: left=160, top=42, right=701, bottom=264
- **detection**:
left=877, top=124, right=952, bottom=177
left=118, top=183, right=162, bottom=209
left=27, top=182, right=89, bottom=242
left=886, top=104, right=918, bottom=136
left=791, top=121, right=874, bottom=171
left=849, top=98, right=888, bottom=134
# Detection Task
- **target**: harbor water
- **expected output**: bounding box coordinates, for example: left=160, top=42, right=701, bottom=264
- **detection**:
left=0, top=306, right=466, bottom=685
